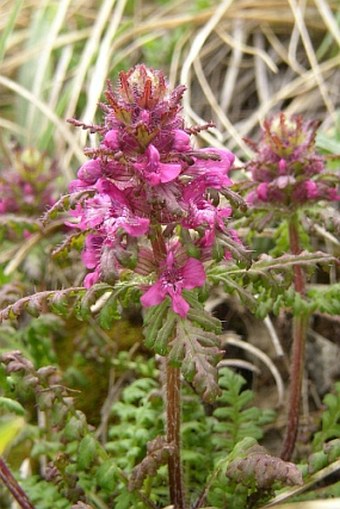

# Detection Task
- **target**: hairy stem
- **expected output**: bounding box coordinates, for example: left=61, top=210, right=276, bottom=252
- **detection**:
left=0, top=457, right=35, bottom=509
left=166, top=362, right=185, bottom=509
left=281, top=213, right=308, bottom=461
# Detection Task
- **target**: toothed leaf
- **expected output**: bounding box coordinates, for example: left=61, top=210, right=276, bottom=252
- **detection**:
left=168, top=319, right=222, bottom=403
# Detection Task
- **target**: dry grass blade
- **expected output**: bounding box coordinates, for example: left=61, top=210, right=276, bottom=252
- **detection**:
left=288, top=0, right=336, bottom=119
left=64, top=0, right=117, bottom=120
left=237, top=56, right=339, bottom=137
left=219, top=19, right=245, bottom=112
left=193, top=56, right=253, bottom=155
left=180, top=0, right=235, bottom=121
left=216, top=27, right=278, bottom=74
left=263, top=499, right=340, bottom=509
left=0, top=75, right=85, bottom=173
left=221, top=333, right=285, bottom=406
left=80, top=0, right=128, bottom=146
left=0, top=117, right=26, bottom=136
left=314, top=0, right=340, bottom=47
left=218, top=359, right=261, bottom=374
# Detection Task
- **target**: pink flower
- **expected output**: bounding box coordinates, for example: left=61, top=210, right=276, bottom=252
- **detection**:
left=257, top=182, right=268, bottom=201
left=172, top=129, right=191, bottom=151
left=305, top=180, right=319, bottom=199
left=135, top=144, right=182, bottom=186
left=65, top=65, right=242, bottom=290
left=78, top=159, right=102, bottom=184
left=187, top=148, right=234, bottom=189
left=246, top=113, right=339, bottom=206
left=141, top=250, right=206, bottom=317
left=103, top=130, right=120, bottom=150
left=73, top=192, right=150, bottom=238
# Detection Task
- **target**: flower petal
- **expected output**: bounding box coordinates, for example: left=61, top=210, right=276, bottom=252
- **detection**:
left=182, top=258, right=206, bottom=290
left=159, top=162, right=182, bottom=183
left=171, top=292, right=190, bottom=317
left=141, top=280, right=165, bottom=307
left=120, top=216, right=150, bottom=237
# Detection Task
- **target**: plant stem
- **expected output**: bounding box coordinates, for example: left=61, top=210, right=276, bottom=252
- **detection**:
left=280, top=213, right=308, bottom=461
left=166, top=361, right=185, bottom=509
left=0, top=457, right=35, bottom=509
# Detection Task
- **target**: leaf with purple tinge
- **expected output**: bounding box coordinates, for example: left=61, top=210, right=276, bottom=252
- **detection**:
left=168, top=319, right=223, bottom=403
left=226, top=441, right=303, bottom=489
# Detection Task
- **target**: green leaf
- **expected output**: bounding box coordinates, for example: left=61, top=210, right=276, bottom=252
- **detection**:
left=0, top=287, right=86, bottom=323
left=41, top=190, right=94, bottom=225
left=313, top=382, right=340, bottom=451
left=96, top=460, right=119, bottom=491
left=168, top=319, right=222, bottom=403
left=153, top=310, right=177, bottom=355
left=0, top=397, right=25, bottom=416
left=211, top=368, right=275, bottom=451
left=184, top=291, right=222, bottom=333
left=98, top=293, right=121, bottom=329
left=77, top=434, right=98, bottom=470
left=0, top=0, right=24, bottom=63
left=52, top=230, right=88, bottom=263
left=0, top=417, right=25, bottom=454
left=143, top=298, right=170, bottom=350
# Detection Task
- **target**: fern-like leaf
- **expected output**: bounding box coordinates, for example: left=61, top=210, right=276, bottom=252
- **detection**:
left=169, top=319, right=223, bottom=403
left=41, top=190, right=94, bottom=225
left=0, top=287, right=86, bottom=322
left=143, top=299, right=175, bottom=355
left=226, top=441, right=303, bottom=489
left=0, top=214, right=40, bottom=233
left=211, top=368, right=275, bottom=451
left=52, top=230, right=89, bottom=262
left=129, top=436, right=173, bottom=490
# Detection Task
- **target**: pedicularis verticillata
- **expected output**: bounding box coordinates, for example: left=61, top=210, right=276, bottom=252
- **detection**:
left=245, top=113, right=339, bottom=461
left=246, top=113, right=339, bottom=207
left=66, top=64, right=247, bottom=508
left=68, top=65, right=243, bottom=304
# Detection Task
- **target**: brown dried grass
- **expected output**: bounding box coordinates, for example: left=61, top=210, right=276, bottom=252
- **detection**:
left=0, top=0, right=339, bottom=167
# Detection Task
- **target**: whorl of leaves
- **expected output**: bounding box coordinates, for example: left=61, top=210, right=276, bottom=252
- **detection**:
left=226, top=443, right=303, bottom=489
left=129, top=436, right=174, bottom=490
left=143, top=293, right=222, bottom=403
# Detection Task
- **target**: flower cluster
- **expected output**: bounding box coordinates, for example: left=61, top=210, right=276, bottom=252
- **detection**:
left=0, top=147, right=59, bottom=216
left=246, top=113, right=339, bottom=207
left=68, top=65, right=241, bottom=316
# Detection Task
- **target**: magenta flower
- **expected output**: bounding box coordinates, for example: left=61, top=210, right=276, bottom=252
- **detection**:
left=186, top=148, right=234, bottom=189
left=66, top=64, right=243, bottom=307
left=0, top=147, right=58, bottom=216
left=181, top=179, right=232, bottom=229
left=134, top=144, right=182, bottom=186
left=246, top=113, right=339, bottom=207
left=141, top=249, right=206, bottom=317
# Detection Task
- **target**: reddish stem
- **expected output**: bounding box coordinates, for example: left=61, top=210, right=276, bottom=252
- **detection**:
left=150, top=224, right=167, bottom=265
left=281, top=214, right=308, bottom=461
left=0, top=457, right=35, bottom=509
left=166, top=362, right=185, bottom=509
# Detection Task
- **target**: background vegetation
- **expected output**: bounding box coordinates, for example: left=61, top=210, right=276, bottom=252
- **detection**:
left=0, top=1, right=339, bottom=508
